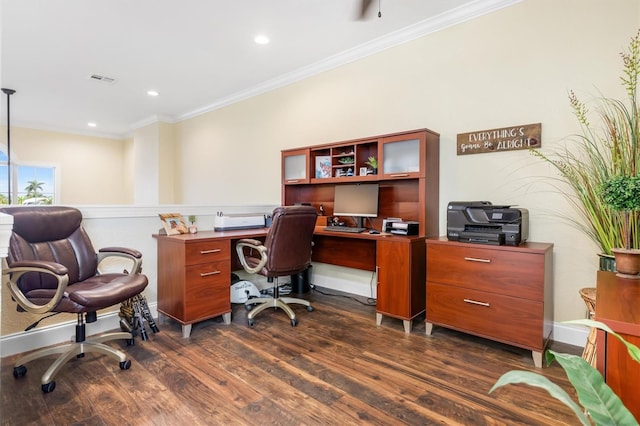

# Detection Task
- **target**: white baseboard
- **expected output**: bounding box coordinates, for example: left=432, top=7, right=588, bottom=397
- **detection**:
left=0, top=303, right=159, bottom=358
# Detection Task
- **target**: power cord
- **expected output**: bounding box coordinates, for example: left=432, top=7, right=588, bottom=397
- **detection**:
left=311, top=282, right=376, bottom=306
left=25, top=312, right=61, bottom=331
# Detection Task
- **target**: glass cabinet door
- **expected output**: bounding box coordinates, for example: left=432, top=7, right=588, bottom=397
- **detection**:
left=380, top=132, right=425, bottom=178
left=282, top=149, right=309, bottom=184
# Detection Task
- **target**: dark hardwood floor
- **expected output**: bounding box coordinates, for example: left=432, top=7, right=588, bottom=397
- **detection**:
left=1, top=288, right=582, bottom=425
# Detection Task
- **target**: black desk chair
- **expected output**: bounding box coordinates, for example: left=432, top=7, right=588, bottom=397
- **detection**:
left=1, top=206, right=149, bottom=393
left=236, top=206, right=317, bottom=326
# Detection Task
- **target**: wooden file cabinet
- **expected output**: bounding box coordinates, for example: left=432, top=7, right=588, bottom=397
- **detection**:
left=425, top=238, right=553, bottom=367
left=375, top=237, right=426, bottom=333
left=596, top=270, right=640, bottom=420
left=155, top=234, right=232, bottom=338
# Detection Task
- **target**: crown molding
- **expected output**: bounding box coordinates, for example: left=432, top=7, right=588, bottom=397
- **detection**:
left=178, top=0, right=521, bottom=122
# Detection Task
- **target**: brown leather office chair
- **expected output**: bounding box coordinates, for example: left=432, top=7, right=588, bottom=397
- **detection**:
left=236, top=205, right=317, bottom=326
left=1, top=206, right=149, bottom=393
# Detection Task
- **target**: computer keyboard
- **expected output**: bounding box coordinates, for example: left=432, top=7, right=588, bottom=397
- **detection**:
left=324, top=226, right=366, bottom=233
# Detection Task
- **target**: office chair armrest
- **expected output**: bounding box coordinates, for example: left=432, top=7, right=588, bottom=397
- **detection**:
left=97, top=247, right=143, bottom=274
left=4, top=261, right=70, bottom=314
left=235, top=239, right=268, bottom=274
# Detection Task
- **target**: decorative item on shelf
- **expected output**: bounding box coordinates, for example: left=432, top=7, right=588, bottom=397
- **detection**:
left=530, top=30, right=640, bottom=270
left=346, top=168, right=353, bottom=176
left=600, top=175, right=640, bottom=278
left=188, top=215, right=198, bottom=234
left=315, top=156, right=331, bottom=178
left=159, top=213, right=188, bottom=235
left=338, top=156, right=354, bottom=165
left=365, top=156, right=378, bottom=175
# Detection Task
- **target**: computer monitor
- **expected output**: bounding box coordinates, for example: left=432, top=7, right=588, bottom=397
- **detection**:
left=333, top=183, right=379, bottom=228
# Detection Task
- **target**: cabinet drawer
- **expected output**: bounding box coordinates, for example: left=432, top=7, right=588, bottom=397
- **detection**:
left=426, top=282, right=544, bottom=350
left=426, top=244, right=543, bottom=300
left=185, top=240, right=230, bottom=265
left=184, top=261, right=230, bottom=321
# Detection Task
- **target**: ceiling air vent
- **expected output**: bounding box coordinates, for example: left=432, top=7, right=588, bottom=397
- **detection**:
left=89, top=74, right=116, bottom=84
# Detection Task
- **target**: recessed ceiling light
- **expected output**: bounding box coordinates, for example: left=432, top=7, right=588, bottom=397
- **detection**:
left=254, top=35, right=270, bottom=45
left=147, top=90, right=159, bottom=96
left=87, top=122, right=97, bottom=127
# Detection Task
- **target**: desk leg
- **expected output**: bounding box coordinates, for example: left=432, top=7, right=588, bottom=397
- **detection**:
left=403, top=320, right=412, bottom=334
left=532, top=350, right=542, bottom=368
left=222, top=312, right=231, bottom=325
left=375, top=313, right=383, bottom=326
left=181, top=324, right=192, bottom=339
left=425, top=322, right=433, bottom=336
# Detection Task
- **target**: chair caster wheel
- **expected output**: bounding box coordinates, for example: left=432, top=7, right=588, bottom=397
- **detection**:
left=42, top=381, right=56, bottom=393
left=13, top=365, right=26, bottom=378
left=245, top=304, right=253, bottom=311
left=306, top=306, right=314, bottom=312
left=248, top=318, right=255, bottom=327
left=291, top=318, right=298, bottom=327
left=119, top=360, right=131, bottom=370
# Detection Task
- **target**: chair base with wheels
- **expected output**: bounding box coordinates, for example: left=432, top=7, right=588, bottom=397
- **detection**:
left=245, top=279, right=314, bottom=326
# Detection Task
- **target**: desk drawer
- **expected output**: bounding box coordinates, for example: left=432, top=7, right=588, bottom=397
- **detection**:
left=185, top=240, right=230, bottom=265
left=184, top=261, right=230, bottom=321
left=426, top=282, right=543, bottom=350
left=426, top=244, right=543, bottom=300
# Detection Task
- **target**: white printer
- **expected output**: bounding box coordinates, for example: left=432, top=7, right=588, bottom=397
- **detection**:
left=214, top=213, right=266, bottom=231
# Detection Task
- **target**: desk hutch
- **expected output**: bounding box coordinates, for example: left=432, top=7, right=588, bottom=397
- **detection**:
left=282, top=128, right=440, bottom=332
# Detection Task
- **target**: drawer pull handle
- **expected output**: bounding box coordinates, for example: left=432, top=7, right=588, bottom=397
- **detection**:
left=200, top=249, right=221, bottom=254
left=200, top=271, right=221, bottom=277
left=286, top=179, right=300, bottom=183
left=389, top=173, right=410, bottom=177
left=463, top=256, right=491, bottom=263
left=463, top=298, right=490, bottom=307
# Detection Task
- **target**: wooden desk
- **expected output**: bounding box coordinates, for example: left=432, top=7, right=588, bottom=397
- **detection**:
left=154, top=227, right=426, bottom=336
left=596, top=270, right=640, bottom=419
left=154, top=228, right=268, bottom=338
left=314, top=227, right=426, bottom=333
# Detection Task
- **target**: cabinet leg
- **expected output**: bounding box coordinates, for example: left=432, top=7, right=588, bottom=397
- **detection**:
left=425, top=322, right=433, bottom=336
left=181, top=324, right=192, bottom=339
left=222, top=312, right=231, bottom=325
left=375, top=313, right=383, bottom=326
left=532, top=350, right=543, bottom=368
left=403, top=320, right=412, bottom=334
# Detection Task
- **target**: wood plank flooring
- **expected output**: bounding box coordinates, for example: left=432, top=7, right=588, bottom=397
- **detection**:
left=1, top=288, right=582, bottom=425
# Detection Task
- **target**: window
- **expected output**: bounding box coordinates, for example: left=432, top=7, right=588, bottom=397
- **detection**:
left=0, top=150, right=55, bottom=205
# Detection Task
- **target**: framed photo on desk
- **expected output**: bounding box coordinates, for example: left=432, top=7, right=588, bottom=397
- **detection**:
left=159, top=213, right=188, bottom=235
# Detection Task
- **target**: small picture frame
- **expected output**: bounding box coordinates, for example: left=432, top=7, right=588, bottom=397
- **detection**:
left=315, top=156, right=331, bottom=178
left=159, top=213, right=188, bottom=235
left=359, top=167, right=368, bottom=176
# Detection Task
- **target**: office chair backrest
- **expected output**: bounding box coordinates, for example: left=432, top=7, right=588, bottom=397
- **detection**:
left=263, top=206, right=317, bottom=277
left=1, top=206, right=98, bottom=293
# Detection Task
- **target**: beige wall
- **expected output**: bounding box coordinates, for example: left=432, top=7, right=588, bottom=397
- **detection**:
left=173, top=0, right=640, bottom=322
left=0, top=126, right=132, bottom=204
left=1, top=0, right=638, bottom=326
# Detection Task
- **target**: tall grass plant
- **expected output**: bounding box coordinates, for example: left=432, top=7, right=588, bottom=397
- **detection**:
left=532, top=31, right=640, bottom=255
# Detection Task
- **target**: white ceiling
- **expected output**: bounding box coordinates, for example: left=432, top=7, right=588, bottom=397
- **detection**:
left=1, top=0, right=517, bottom=139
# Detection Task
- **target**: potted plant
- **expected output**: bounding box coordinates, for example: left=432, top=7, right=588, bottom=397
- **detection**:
left=600, top=175, right=640, bottom=277
left=530, top=30, right=640, bottom=269
left=188, top=215, right=198, bottom=234
left=365, top=156, right=378, bottom=174
left=490, top=319, right=640, bottom=426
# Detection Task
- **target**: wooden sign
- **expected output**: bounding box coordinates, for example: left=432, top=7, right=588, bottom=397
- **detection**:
left=457, top=123, right=541, bottom=155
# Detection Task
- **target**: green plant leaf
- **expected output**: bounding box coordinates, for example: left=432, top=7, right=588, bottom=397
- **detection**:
left=549, top=351, right=638, bottom=426
left=489, top=370, right=591, bottom=425
left=566, top=319, right=640, bottom=363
